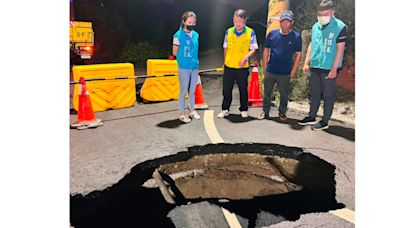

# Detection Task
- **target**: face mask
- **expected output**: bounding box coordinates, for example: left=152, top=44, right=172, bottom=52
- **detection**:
left=317, top=16, right=331, bottom=25
left=186, top=25, right=195, bottom=31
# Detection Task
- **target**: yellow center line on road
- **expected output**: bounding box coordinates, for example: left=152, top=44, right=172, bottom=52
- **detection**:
left=202, top=110, right=355, bottom=226
left=204, top=110, right=242, bottom=227
left=203, top=110, right=224, bottom=144
left=221, top=207, right=242, bottom=228
left=329, top=208, right=355, bottom=224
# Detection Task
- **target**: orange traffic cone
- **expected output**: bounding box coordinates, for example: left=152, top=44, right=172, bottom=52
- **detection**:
left=248, top=61, right=263, bottom=107
left=71, top=77, right=103, bottom=130
left=194, top=75, right=209, bottom=110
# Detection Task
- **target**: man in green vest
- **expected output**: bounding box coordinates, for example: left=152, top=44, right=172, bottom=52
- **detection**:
left=298, top=0, right=348, bottom=130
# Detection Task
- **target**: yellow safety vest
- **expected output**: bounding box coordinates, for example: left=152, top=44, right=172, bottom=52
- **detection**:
left=224, top=26, right=253, bottom=69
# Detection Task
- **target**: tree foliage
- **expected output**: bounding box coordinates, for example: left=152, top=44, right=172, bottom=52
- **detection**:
left=290, top=0, right=355, bottom=57
left=118, top=42, right=170, bottom=66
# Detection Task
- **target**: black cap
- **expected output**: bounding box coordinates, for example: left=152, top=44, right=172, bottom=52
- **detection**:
left=318, top=0, right=335, bottom=11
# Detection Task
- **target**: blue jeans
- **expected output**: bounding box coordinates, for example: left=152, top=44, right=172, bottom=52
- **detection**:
left=178, top=68, right=198, bottom=112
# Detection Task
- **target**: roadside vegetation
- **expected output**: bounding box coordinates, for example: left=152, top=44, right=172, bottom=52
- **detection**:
left=118, top=42, right=170, bottom=67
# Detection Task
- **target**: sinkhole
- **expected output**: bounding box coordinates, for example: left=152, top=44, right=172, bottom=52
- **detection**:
left=70, top=143, right=345, bottom=228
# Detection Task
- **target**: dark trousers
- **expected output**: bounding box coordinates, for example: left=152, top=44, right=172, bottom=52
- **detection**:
left=263, top=71, right=290, bottom=116
left=222, top=66, right=250, bottom=112
left=308, top=71, right=337, bottom=123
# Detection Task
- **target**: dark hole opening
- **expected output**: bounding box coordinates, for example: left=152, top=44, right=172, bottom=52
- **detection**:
left=70, top=143, right=344, bottom=228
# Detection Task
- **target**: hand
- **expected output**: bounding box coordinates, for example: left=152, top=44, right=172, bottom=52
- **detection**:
left=325, top=68, right=337, bottom=79
left=290, top=71, right=296, bottom=80
left=239, top=57, right=248, bottom=68
left=303, top=64, right=309, bottom=75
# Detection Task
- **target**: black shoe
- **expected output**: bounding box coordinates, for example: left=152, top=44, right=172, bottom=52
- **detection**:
left=298, top=116, right=317, bottom=125
left=311, top=120, right=329, bottom=130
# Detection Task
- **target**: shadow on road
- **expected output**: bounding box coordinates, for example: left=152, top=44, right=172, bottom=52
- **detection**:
left=157, top=119, right=187, bottom=128
left=224, top=114, right=257, bottom=123
left=269, top=117, right=307, bottom=131
left=268, top=117, right=355, bottom=141
left=324, top=125, right=355, bottom=142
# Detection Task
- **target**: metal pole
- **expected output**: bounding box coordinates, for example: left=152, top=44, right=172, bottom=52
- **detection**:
left=69, top=67, right=226, bottom=85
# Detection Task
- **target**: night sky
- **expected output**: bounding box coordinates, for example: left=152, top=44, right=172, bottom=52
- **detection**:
left=73, top=0, right=269, bottom=61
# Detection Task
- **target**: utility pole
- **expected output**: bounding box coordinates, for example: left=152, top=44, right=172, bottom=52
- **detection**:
left=70, top=0, right=75, bottom=21
left=266, top=0, right=289, bottom=35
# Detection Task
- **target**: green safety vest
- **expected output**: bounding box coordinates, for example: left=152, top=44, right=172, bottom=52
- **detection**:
left=310, top=17, right=346, bottom=70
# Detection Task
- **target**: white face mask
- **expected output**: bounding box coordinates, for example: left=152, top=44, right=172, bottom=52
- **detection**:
left=317, top=16, right=331, bottom=25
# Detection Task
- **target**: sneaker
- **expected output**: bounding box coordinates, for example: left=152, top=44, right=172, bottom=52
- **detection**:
left=311, top=120, right=329, bottom=130
left=217, top=110, right=229, bottom=118
left=189, top=110, right=201, bottom=120
left=179, top=114, right=191, bottom=123
left=279, top=114, right=287, bottom=121
left=298, top=116, right=317, bottom=125
left=241, top=111, right=248, bottom=118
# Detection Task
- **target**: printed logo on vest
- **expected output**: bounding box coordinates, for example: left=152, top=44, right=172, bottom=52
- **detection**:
left=184, top=46, right=192, bottom=57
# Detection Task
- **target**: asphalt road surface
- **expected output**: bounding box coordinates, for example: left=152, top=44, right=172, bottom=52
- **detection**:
left=70, top=68, right=355, bottom=227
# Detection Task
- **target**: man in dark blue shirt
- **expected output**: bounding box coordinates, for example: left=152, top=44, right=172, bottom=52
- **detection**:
left=257, top=10, right=302, bottom=121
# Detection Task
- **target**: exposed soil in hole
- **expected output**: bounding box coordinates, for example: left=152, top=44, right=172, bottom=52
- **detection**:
left=70, top=143, right=344, bottom=228
left=153, top=153, right=302, bottom=200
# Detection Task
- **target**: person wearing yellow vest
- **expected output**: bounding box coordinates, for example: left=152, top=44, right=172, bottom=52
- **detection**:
left=217, top=9, right=259, bottom=119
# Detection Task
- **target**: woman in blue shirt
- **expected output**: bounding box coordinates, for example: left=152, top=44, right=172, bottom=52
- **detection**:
left=172, top=11, right=200, bottom=123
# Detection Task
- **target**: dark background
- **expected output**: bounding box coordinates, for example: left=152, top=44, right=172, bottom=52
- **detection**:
left=72, top=0, right=269, bottom=63
left=72, top=0, right=354, bottom=67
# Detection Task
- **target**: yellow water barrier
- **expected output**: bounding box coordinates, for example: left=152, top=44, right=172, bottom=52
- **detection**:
left=73, top=63, right=136, bottom=112
left=140, top=59, right=181, bottom=102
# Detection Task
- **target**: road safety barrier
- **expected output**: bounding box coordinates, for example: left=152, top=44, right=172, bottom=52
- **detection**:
left=70, top=61, right=237, bottom=114
left=140, top=58, right=180, bottom=102
left=72, top=63, right=136, bottom=112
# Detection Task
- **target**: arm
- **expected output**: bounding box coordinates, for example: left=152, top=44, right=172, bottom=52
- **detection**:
left=303, top=43, right=312, bottom=74
left=262, top=31, right=272, bottom=72
left=172, top=45, right=179, bottom=56
left=239, top=50, right=256, bottom=68
left=172, top=33, right=180, bottom=56
left=224, top=48, right=227, bottom=62
left=240, top=30, right=259, bottom=67
left=325, top=42, right=346, bottom=79
left=290, top=52, right=302, bottom=79
left=262, top=48, right=270, bottom=72
left=223, top=30, right=228, bottom=65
